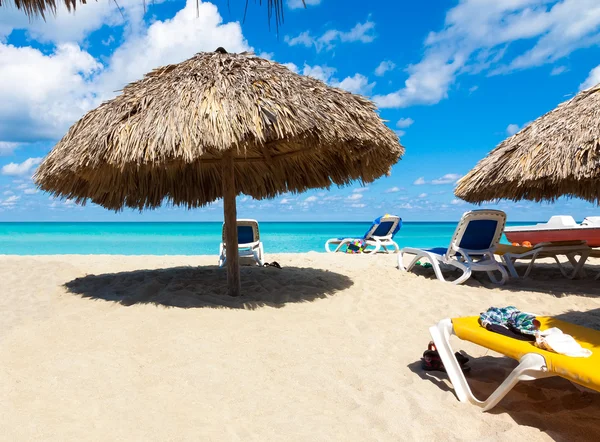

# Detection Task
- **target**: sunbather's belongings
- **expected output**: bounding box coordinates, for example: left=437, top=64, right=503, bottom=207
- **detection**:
left=536, top=328, right=592, bottom=357
left=479, top=306, right=540, bottom=337
left=263, top=261, right=282, bottom=269
left=421, top=342, right=470, bottom=373
left=346, top=239, right=366, bottom=254
left=429, top=316, right=600, bottom=411
left=416, top=261, right=433, bottom=269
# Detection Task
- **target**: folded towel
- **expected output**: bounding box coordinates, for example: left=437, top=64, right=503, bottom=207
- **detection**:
left=536, top=328, right=592, bottom=358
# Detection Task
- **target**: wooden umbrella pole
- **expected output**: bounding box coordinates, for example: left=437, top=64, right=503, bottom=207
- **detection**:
left=222, top=150, right=241, bottom=297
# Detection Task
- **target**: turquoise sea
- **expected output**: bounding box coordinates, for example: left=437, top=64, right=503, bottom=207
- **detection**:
left=0, top=222, right=535, bottom=255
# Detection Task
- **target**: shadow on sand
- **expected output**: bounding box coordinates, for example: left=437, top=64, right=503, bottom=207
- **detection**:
left=64, top=265, right=353, bottom=309
left=408, top=353, right=600, bottom=441
left=406, top=261, right=600, bottom=297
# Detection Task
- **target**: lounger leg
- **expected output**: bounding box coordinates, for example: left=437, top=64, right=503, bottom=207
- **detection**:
left=486, top=264, right=508, bottom=285
left=565, top=252, right=589, bottom=279
left=219, top=244, right=226, bottom=267
left=501, top=256, right=520, bottom=279
left=429, top=320, right=552, bottom=411
left=399, top=251, right=421, bottom=272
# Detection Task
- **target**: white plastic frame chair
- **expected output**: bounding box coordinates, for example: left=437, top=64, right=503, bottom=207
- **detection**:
left=499, top=241, right=591, bottom=279
left=219, top=219, right=264, bottom=267
left=325, top=215, right=401, bottom=254
left=399, top=210, right=508, bottom=285
left=428, top=319, right=553, bottom=412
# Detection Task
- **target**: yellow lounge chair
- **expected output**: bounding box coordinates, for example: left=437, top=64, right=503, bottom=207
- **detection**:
left=429, top=316, right=600, bottom=411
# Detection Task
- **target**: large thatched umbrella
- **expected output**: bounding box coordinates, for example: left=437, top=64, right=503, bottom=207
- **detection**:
left=1, top=0, right=300, bottom=28
left=455, top=84, right=600, bottom=204
left=34, top=49, right=403, bottom=296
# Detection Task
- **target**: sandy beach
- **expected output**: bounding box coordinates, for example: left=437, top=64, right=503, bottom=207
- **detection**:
left=1, top=253, right=599, bottom=441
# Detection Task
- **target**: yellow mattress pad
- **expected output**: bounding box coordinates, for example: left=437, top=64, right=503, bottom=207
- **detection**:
left=452, top=316, right=600, bottom=392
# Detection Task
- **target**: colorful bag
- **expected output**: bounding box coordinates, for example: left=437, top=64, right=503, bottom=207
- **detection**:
left=346, top=239, right=366, bottom=254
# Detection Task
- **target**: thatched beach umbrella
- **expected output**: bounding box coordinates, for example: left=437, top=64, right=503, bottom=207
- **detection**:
left=455, top=84, right=600, bottom=204
left=34, top=49, right=403, bottom=296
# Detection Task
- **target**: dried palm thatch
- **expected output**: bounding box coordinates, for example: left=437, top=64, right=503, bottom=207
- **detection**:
left=34, top=49, right=403, bottom=296
left=0, top=0, right=301, bottom=28
left=455, top=84, right=600, bottom=205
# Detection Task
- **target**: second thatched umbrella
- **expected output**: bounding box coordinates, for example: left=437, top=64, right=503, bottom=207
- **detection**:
left=34, top=48, right=403, bottom=296
left=455, top=84, right=600, bottom=204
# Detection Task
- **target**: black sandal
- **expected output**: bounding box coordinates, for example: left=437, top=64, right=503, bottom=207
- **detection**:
left=263, top=261, right=282, bottom=269
left=421, top=342, right=470, bottom=373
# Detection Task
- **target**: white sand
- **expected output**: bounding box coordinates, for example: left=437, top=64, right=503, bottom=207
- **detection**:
left=1, top=253, right=599, bottom=441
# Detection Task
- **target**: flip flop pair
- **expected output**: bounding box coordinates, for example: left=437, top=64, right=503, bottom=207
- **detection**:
left=263, top=261, right=282, bottom=269
left=421, top=342, right=470, bottom=373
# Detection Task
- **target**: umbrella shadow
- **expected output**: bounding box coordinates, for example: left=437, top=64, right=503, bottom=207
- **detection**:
left=64, top=265, right=353, bottom=309
left=408, top=355, right=600, bottom=441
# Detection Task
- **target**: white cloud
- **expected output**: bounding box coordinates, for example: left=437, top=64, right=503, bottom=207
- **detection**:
left=580, top=64, right=600, bottom=90
left=0, top=1, right=250, bottom=143
left=374, top=0, right=600, bottom=109
left=305, top=196, right=318, bottom=202
left=3, top=190, right=13, bottom=195
left=298, top=64, right=374, bottom=95
left=287, top=0, right=321, bottom=10
left=398, top=203, right=413, bottom=210
left=550, top=65, right=568, bottom=75
left=332, top=74, right=375, bottom=95
left=1, top=157, right=42, bottom=176
left=285, top=20, right=375, bottom=52
left=468, top=85, right=479, bottom=93
left=0, top=142, right=19, bottom=156
left=396, top=118, right=414, bottom=129
left=280, top=198, right=291, bottom=204
left=350, top=203, right=366, bottom=208
left=96, top=1, right=250, bottom=101
left=283, top=62, right=300, bottom=73
left=352, top=187, right=369, bottom=193
left=506, top=123, right=521, bottom=135
left=347, top=193, right=363, bottom=201
left=0, top=0, right=142, bottom=44
left=413, top=177, right=426, bottom=185
left=418, top=193, right=428, bottom=198
left=23, top=188, right=38, bottom=195
left=451, top=198, right=466, bottom=206
left=301, top=64, right=337, bottom=82
left=375, top=60, right=395, bottom=76
left=385, top=186, right=401, bottom=193
left=431, top=173, right=461, bottom=185
left=0, top=43, right=102, bottom=142
left=0, top=195, right=20, bottom=208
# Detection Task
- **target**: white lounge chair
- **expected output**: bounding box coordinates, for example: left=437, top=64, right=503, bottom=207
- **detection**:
left=219, top=219, right=264, bottom=267
left=325, top=215, right=401, bottom=254
left=399, top=210, right=508, bottom=285
left=495, top=241, right=591, bottom=279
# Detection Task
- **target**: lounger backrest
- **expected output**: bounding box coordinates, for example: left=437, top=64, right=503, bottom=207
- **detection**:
left=222, top=219, right=260, bottom=245
left=448, top=210, right=506, bottom=256
left=364, top=215, right=402, bottom=239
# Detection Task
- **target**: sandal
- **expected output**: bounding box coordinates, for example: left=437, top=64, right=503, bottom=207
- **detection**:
left=263, top=261, right=282, bottom=269
left=421, top=342, right=470, bottom=373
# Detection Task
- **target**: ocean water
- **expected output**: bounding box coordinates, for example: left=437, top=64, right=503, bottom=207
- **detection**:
left=0, top=222, right=534, bottom=255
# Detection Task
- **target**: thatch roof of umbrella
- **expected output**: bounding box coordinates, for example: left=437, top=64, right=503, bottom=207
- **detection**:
left=34, top=49, right=403, bottom=296
left=455, top=83, right=600, bottom=204
left=1, top=0, right=299, bottom=29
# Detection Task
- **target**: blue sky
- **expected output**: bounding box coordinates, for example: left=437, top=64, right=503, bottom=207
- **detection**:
left=1, top=0, right=600, bottom=221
